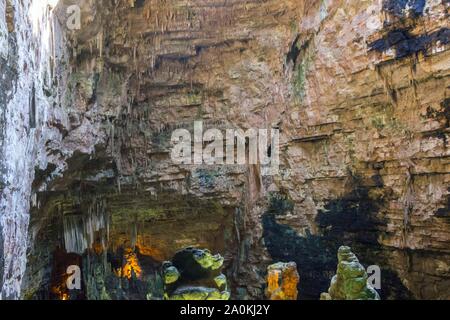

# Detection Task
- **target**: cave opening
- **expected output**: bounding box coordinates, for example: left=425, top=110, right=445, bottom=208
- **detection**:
left=26, top=187, right=237, bottom=300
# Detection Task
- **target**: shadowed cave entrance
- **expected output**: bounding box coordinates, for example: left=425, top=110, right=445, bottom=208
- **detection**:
left=24, top=189, right=236, bottom=300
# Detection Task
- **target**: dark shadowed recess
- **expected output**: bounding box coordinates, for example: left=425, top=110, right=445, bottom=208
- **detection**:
left=39, top=246, right=163, bottom=300
left=382, top=0, right=426, bottom=18
left=436, top=187, right=450, bottom=217
left=370, top=1, right=449, bottom=60
left=369, top=28, right=450, bottom=59
left=135, top=0, right=146, bottom=8
left=286, top=35, right=301, bottom=67
left=442, top=98, right=450, bottom=128
left=262, top=184, right=413, bottom=300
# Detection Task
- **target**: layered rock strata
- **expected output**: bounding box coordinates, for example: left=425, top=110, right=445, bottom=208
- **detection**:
left=0, top=0, right=447, bottom=300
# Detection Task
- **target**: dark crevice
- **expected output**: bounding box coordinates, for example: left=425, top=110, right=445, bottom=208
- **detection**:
left=441, top=98, right=450, bottom=128
left=29, top=85, right=36, bottom=129
left=135, top=0, right=146, bottom=8
left=286, top=35, right=301, bottom=67
left=369, top=28, right=450, bottom=59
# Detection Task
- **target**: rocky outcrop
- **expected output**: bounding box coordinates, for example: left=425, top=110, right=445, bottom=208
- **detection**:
left=0, top=0, right=447, bottom=300
left=0, top=0, right=70, bottom=299
left=320, top=246, right=380, bottom=300
left=163, top=247, right=230, bottom=300
left=261, top=0, right=450, bottom=300
left=265, top=262, right=299, bottom=300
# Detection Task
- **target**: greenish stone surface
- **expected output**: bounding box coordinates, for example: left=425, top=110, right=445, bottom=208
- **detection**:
left=211, top=254, right=225, bottom=270
left=321, top=246, right=380, bottom=300
left=168, top=286, right=229, bottom=300
left=214, top=274, right=228, bottom=291
left=163, top=265, right=180, bottom=285
left=163, top=247, right=230, bottom=300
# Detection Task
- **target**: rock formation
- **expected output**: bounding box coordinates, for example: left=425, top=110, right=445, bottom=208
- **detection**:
left=162, top=247, right=230, bottom=300
left=320, top=246, right=380, bottom=300
left=0, top=0, right=448, bottom=300
left=265, top=262, right=300, bottom=300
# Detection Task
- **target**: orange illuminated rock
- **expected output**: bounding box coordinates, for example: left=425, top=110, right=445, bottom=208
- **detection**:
left=115, top=248, right=142, bottom=279
left=265, top=262, right=299, bottom=300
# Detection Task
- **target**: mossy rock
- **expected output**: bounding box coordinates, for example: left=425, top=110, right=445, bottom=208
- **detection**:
left=321, top=246, right=380, bottom=300
left=163, top=264, right=180, bottom=285
left=172, top=247, right=223, bottom=280
left=168, top=286, right=229, bottom=301
left=164, top=247, right=230, bottom=300
left=214, top=274, right=228, bottom=291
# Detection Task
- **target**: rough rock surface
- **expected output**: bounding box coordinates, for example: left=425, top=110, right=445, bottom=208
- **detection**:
left=262, top=0, right=450, bottom=300
left=320, top=246, right=380, bottom=300
left=0, top=0, right=69, bottom=299
left=163, top=247, right=230, bottom=300
left=0, top=0, right=448, bottom=300
left=265, top=262, right=299, bottom=300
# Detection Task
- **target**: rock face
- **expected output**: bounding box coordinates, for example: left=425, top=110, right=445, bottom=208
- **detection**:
left=0, top=0, right=69, bottom=299
left=265, top=262, right=299, bottom=300
left=0, top=0, right=448, bottom=300
left=163, top=247, right=230, bottom=300
left=260, top=0, right=450, bottom=299
left=320, top=246, right=380, bottom=300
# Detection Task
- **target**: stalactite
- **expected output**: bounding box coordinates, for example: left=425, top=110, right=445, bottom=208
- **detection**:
left=63, top=198, right=108, bottom=255
left=97, top=31, right=103, bottom=58
left=376, top=64, right=398, bottom=107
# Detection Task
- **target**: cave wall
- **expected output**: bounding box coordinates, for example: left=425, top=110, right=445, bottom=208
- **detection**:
left=0, top=0, right=71, bottom=299
left=22, top=0, right=287, bottom=299
left=269, top=0, right=450, bottom=299
left=0, top=0, right=448, bottom=300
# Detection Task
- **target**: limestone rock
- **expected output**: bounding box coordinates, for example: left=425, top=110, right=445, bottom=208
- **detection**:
left=321, top=246, right=380, bottom=300
left=2, top=0, right=447, bottom=300
left=169, top=286, right=230, bottom=301
left=214, top=274, right=228, bottom=291
left=171, top=247, right=224, bottom=279
left=265, top=262, right=300, bottom=300
left=162, top=263, right=180, bottom=285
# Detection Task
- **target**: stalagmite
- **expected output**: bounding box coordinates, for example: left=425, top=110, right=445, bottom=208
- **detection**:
left=321, top=247, right=380, bottom=300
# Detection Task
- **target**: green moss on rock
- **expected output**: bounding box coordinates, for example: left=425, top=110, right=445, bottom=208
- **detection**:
left=214, top=274, right=228, bottom=291
left=163, top=247, right=230, bottom=300
left=168, top=286, right=229, bottom=300
left=163, top=265, right=180, bottom=285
